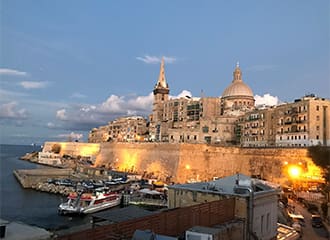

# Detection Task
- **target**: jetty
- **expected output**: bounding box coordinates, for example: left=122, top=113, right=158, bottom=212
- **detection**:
left=14, top=168, right=73, bottom=188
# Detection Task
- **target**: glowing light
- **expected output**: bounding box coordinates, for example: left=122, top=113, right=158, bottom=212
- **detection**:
left=284, top=161, right=288, bottom=165
left=185, top=164, right=191, bottom=170
left=117, top=150, right=138, bottom=171
left=288, top=165, right=301, bottom=179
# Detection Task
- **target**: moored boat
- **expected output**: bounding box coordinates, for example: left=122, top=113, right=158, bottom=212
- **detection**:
left=58, top=188, right=121, bottom=215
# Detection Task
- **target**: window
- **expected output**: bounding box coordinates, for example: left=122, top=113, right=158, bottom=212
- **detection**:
left=192, top=191, right=197, bottom=202
left=202, top=126, right=209, bottom=133
left=316, top=135, right=319, bottom=140
left=316, top=116, right=320, bottom=121
left=267, top=213, right=270, bottom=232
left=316, top=105, right=320, bottom=111
left=316, top=126, right=320, bottom=131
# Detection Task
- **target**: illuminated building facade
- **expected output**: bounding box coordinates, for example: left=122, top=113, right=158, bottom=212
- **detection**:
left=89, top=59, right=330, bottom=147
left=149, top=60, right=254, bottom=144
left=238, top=95, right=330, bottom=147
left=88, top=116, right=148, bottom=143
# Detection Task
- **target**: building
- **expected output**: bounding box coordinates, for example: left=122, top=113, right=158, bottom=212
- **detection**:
left=88, top=116, right=148, bottom=143
left=88, top=59, right=330, bottom=147
left=168, top=174, right=279, bottom=240
left=149, top=61, right=254, bottom=144
left=239, top=95, right=330, bottom=147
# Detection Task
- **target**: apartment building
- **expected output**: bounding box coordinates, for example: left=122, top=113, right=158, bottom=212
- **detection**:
left=239, top=95, right=330, bottom=147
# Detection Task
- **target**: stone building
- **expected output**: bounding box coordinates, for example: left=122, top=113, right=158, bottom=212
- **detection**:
left=149, top=61, right=253, bottom=144
left=88, top=59, right=330, bottom=147
left=168, top=173, right=279, bottom=240
left=88, top=116, right=148, bottom=143
left=89, top=126, right=110, bottom=143
left=239, top=95, right=330, bottom=147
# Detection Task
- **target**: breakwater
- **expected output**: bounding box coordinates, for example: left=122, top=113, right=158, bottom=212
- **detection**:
left=14, top=168, right=73, bottom=188
left=41, top=142, right=322, bottom=184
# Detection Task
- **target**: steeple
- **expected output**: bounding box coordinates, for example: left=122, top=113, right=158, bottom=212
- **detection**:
left=233, top=62, right=242, bottom=82
left=155, top=57, right=168, bottom=89
left=153, top=57, right=169, bottom=95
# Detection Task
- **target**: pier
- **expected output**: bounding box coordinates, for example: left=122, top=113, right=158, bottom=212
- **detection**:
left=13, top=168, right=73, bottom=188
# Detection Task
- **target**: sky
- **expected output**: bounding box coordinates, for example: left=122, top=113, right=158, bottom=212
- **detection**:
left=1, top=1, right=329, bottom=145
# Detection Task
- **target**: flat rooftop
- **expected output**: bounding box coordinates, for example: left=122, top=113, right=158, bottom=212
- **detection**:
left=168, top=173, right=277, bottom=196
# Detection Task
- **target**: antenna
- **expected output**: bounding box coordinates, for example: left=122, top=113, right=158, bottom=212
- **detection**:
left=201, top=89, right=205, bottom=98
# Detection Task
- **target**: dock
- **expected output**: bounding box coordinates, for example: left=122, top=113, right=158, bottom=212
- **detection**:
left=13, top=168, right=73, bottom=188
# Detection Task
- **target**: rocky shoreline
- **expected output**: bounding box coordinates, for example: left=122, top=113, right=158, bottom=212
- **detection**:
left=32, top=182, right=75, bottom=196
left=20, top=151, right=39, bottom=161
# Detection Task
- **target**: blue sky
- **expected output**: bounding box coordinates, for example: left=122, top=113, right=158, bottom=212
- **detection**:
left=1, top=0, right=329, bottom=145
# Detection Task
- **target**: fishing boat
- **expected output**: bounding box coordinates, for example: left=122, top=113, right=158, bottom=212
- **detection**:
left=58, top=188, right=122, bottom=215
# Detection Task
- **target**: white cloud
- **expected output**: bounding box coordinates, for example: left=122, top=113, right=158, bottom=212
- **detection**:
left=0, top=68, right=27, bottom=76
left=70, top=92, right=87, bottom=99
left=170, top=90, right=193, bottom=99
left=20, top=81, right=48, bottom=89
left=47, top=122, right=56, bottom=129
left=0, top=102, right=28, bottom=119
left=136, top=55, right=177, bottom=64
left=56, top=109, right=67, bottom=120
left=100, top=95, right=126, bottom=113
left=56, top=132, right=83, bottom=141
left=255, top=93, right=280, bottom=107
left=55, top=93, right=154, bottom=131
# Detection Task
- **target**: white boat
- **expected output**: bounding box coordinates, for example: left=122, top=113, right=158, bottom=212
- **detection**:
left=58, top=188, right=122, bottom=215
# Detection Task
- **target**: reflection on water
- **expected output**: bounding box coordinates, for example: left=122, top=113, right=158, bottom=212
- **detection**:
left=0, top=144, right=90, bottom=230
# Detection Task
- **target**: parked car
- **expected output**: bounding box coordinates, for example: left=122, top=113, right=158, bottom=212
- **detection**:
left=311, top=214, right=323, bottom=228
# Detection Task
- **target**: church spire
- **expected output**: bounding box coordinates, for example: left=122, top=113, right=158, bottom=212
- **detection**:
left=155, top=57, right=168, bottom=89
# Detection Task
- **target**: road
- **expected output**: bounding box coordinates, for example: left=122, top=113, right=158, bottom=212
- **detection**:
left=289, top=199, right=328, bottom=239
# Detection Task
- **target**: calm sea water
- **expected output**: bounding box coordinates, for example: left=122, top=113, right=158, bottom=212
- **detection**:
left=0, top=144, right=89, bottom=230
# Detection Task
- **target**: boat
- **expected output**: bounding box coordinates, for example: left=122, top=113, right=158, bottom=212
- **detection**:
left=58, top=188, right=122, bottom=215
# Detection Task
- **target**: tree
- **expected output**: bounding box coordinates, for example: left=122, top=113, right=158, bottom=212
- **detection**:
left=307, top=146, right=330, bottom=183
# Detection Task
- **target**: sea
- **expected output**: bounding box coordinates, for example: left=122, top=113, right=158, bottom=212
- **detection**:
left=0, top=144, right=89, bottom=231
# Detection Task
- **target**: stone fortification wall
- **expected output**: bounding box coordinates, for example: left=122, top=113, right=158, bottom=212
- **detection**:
left=178, top=145, right=311, bottom=183
left=95, top=143, right=180, bottom=181
left=93, top=143, right=316, bottom=184
left=43, top=142, right=100, bottom=157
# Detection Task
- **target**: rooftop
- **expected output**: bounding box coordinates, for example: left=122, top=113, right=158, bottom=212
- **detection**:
left=92, top=205, right=155, bottom=224
left=168, top=173, right=277, bottom=196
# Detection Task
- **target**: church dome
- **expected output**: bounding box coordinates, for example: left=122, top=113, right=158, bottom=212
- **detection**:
left=222, top=64, right=253, bottom=98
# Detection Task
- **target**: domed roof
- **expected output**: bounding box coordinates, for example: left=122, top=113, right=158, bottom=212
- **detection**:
left=222, top=65, right=253, bottom=98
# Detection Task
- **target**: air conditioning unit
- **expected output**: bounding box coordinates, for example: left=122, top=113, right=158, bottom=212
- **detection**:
left=185, top=231, right=213, bottom=240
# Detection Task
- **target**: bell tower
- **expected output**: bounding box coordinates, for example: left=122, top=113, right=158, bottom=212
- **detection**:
left=151, top=57, right=169, bottom=141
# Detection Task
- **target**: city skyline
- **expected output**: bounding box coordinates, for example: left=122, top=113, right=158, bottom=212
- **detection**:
left=1, top=1, right=329, bottom=145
